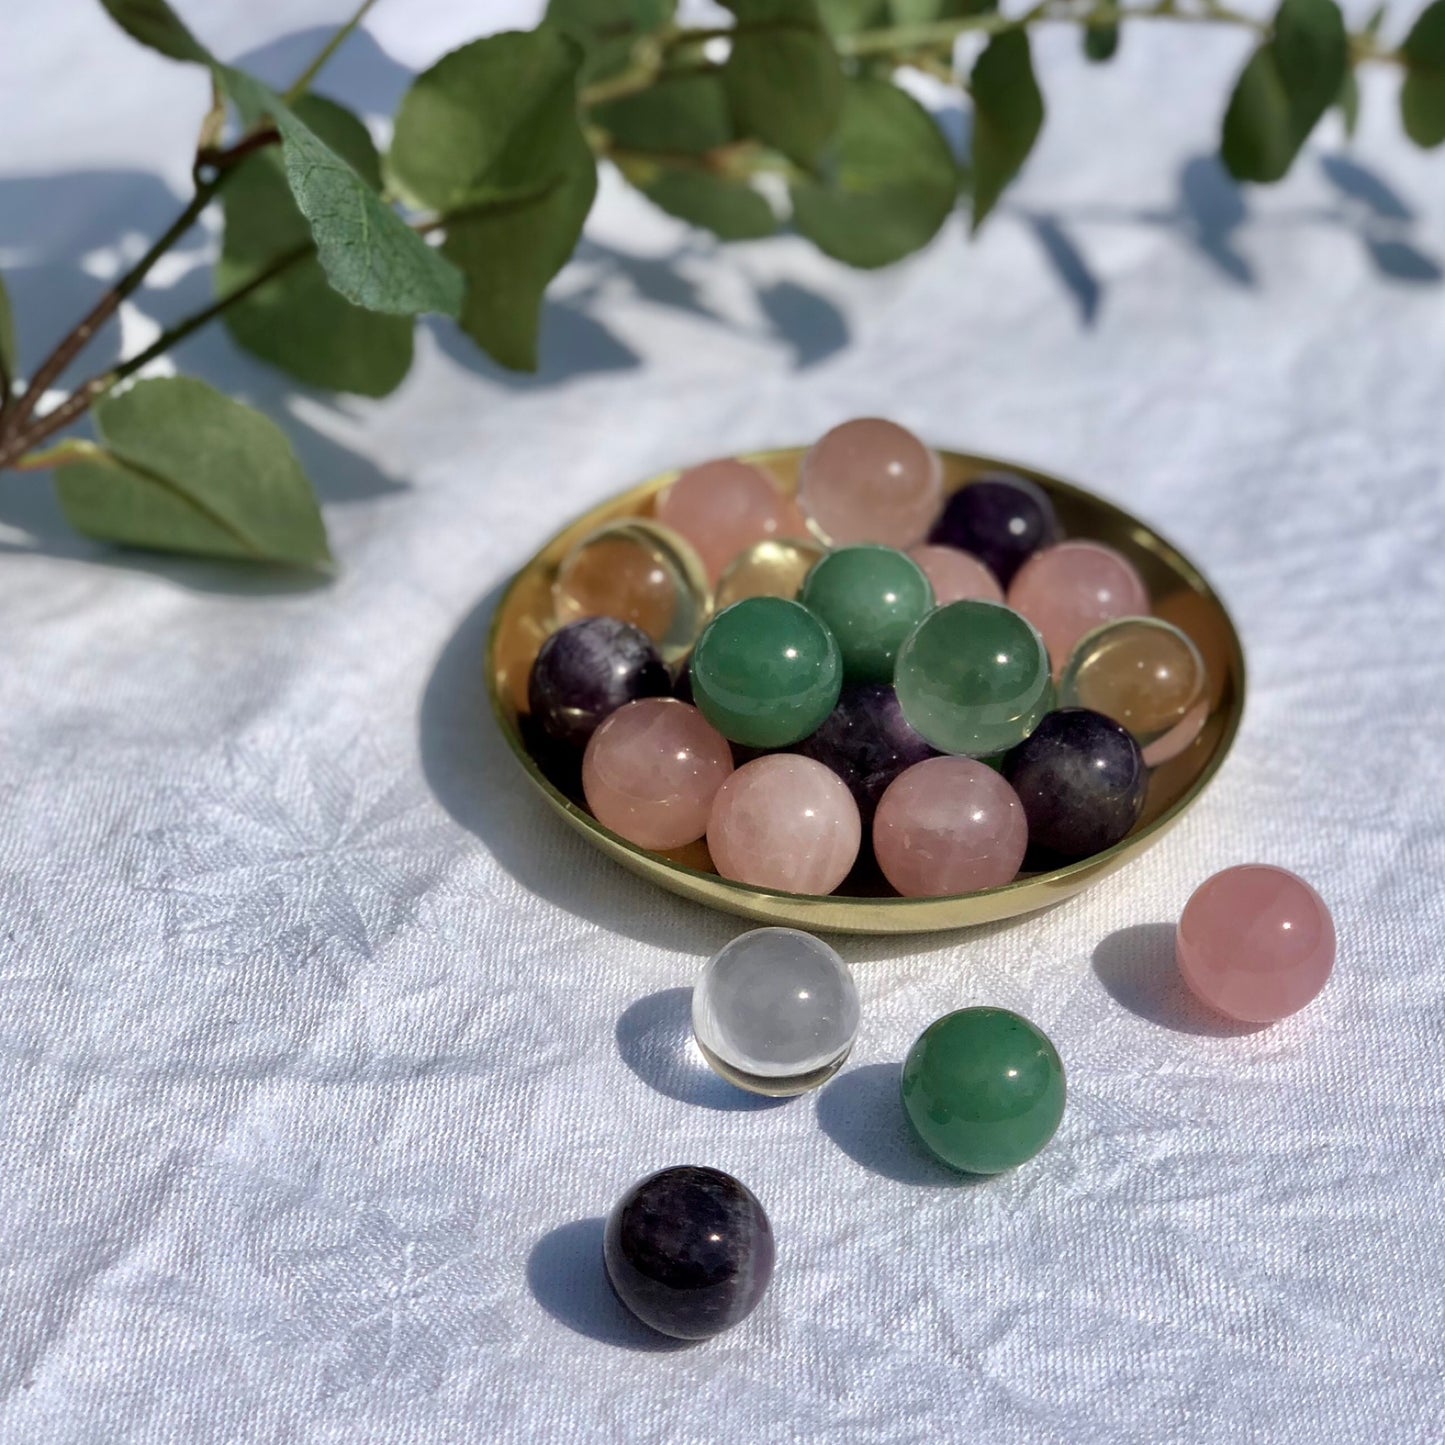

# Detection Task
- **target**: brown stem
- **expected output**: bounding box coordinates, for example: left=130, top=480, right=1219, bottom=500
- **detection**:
left=196, top=126, right=281, bottom=177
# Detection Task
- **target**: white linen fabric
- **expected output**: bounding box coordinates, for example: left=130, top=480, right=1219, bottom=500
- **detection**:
left=2, top=5, right=1444, bottom=1442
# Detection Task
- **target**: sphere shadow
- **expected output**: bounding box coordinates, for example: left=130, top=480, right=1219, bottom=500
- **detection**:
left=527, top=1218, right=693, bottom=1352
left=1091, top=922, right=1268, bottom=1037
left=815, top=1063, right=986, bottom=1187
left=615, top=988, right=791, bottom=1112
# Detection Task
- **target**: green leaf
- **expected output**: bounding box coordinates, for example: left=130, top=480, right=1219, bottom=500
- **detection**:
left=216, top=96, right=413, bottom=397
left=389, top=30, right=597, bottom=370
left=888, top=0, right=994, bottom=20
left=1338, top=67, right=1360, bottom=139
left=722, top=0, right=844, bottom=167
left=631, top=167, right=777, bottom=239
left=1401, top=1, right=1445, bottom=149
left=969, top=33, right=1044, bottom=231
left=54, top=377, right=329, bottom=566
left=1084, top=24, right=1120, bottom=61
left=815, top=0, right=885, bottom=32
left=546, top=0, right=675, bottom=83
left=594, top=73, right=734, bottom=154
left=0, top=273, right=16, bottom=383
left=791, top=78, right=958, bottom=267
left=219, top=67, right=462, bottom=318
left=1220, top=0, right=1347, bottom=182
left=98, top=0, right=211, bottom=64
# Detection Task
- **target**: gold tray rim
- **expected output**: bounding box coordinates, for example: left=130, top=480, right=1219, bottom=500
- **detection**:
left=486, top=447, right=1247, bottom=936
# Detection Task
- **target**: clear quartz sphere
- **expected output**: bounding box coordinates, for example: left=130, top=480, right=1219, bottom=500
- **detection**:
left=692, top=928, right=860, bottom=1096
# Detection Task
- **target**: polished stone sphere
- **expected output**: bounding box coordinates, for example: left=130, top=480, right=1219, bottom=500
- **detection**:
left=907, top=544, right=1004, bottom=606
left=656, top=458, right=808, bottom=583
left=527, top=617, right=670, bottom=748
left=604, top=1166, right=774, bottom=1339
left=800, top=545, right=934, bottom=682
left=926, top=473, right=1059, bottom=586
left=798, top=418, right=943, bottom=548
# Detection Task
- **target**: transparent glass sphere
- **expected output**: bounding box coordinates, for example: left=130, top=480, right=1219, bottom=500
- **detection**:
left=692, top=928, right=860, bottom=1096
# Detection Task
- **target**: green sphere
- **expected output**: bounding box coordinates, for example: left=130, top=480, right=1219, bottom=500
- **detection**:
left=799, top=545, right=935, bottom=682
left=690, top=597, right=843, bottom=748
left=894, top=600, right=1052, bottom=757
left=901, top=1008, right=1065, bottom=1175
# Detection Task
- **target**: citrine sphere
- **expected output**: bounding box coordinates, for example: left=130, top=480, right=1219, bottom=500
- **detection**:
left=714, top=536, right=827, bottom=611
left=893, top=600, right=1052, bottom=757
left=800, top=545, right=934, bottom=683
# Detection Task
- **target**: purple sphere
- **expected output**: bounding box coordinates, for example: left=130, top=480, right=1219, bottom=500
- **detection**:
left=797, top=683, right=937, bottom=823
left=527, top=617, right=669, bottom=748
left=1001, top=708, right=1147, bottom=867
left=928, top=473, right=1059, bottom=586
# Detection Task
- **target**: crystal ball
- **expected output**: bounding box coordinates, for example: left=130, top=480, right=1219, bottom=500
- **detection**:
left=1007, top=540, right=1150, bottom=678
left=714, top=536, right=827, bottom=611
left=893, top=600, right=1053, bottom=757
left=692, top=928, right=860, bottom=1095
left=1001, top=707, right=1147, bottom=865
left=796, top=682, right=936, bottom=824
left=907, top=544, right=1004, bottom=606
left=901, top=1008, right=1066, bottom=1174
left=655, top=458, right=808, bottom=583
left=527, top=616, right=670, bottom=748
left=689, top=596, right=842, bottom=749
left=799, top=544, right=935, bottom=682
left=604, top=1165, right=774, bottom=1340
left=582, top=698, right=733, bottom=850
left=707, top=754, right=861, bottom=895
left=927, top=472, right=1059, bottom=586
left=1059, top=616, right=1210, bottom=765
left=798, top=418, right=943, bottom=548
left=553, top=518, right=711, bottom=666
left=1176, top=865, right=1335, bottom=1023
left=873, top=756, right=1028, bottom=897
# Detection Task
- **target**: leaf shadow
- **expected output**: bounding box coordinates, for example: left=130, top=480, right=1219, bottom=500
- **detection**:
left=231, top=25, right=415, bottom=120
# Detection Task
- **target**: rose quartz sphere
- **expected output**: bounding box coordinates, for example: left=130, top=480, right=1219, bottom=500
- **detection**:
left=872, top=756, right=1028, bottom=898
left=798, top=418, right=943, bottom=549
left=708, top=754, right=861, bottom=895
left=656, top=459, right=808, bottom=583
left=1176, top=865, right=1336, bottom=1023
left=583, top=698, right=733, bottom=851
left=1007, top=541, right=1151, bottom=677
left=907, top=545, right=1005, bottom=606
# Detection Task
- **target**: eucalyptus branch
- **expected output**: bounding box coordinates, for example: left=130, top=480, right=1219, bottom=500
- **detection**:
left=282, top=0, right=381, bottom=104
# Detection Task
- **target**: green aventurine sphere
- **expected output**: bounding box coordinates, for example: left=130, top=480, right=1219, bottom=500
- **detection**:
left=901, top=1008, right=1065, bottom=1174
left=800, top=545, right=935, bottom=682
left=894, top=600, right=1052, bottom=757
left=690, top=597, right=843, bottom=748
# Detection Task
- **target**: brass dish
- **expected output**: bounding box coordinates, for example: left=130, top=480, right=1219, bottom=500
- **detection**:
left=488, top=447, right=1245, bottom=935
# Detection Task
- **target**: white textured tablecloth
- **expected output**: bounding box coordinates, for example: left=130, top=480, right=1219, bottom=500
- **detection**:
left=3, top=4, right=1444, bottom=1441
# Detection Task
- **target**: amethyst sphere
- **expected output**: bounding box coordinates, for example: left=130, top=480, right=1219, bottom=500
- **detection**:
left=1000, top=708, right=1147, bottom=866
left=527, top=617, right=670, bottom=748
left=928, top=474, right=1059, bottom=587
left=797, top=683, right=936, bottom=823
left=604, top=1166, right=775, bottom=1340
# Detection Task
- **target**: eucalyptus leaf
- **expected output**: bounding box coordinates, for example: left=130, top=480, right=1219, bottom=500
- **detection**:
left=634, top=168, right=777, bottom=239
left=98, top=0, right=211, bottom=64
left=1339, top=67, right=1360, bottom=140
left=791, top=78, right=957, bottom=267
left=969, top=33, right=1044, bottom=231
left=815, top=0, right=885, bottom=32
left=220, top=67, right=462, bottom=318
left=54, top=377, right=329, bottom=566
left=1401, top=1, right=1445, bottom=149
left=217, top=96, right=413, bottom=397
left=1084, top=24, right=1120, bottom=61
left=722, top=0, right=844, bottom=167
left=0, top=273, right=16, bottom=383
left=1220, top=0, right=1347, bottom=182
left=546, top=0, right=675, bottom=83
left=595, top=73, right=734, bottom=155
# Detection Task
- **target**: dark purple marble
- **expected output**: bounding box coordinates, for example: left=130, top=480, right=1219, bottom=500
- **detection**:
left=604, top=1166, right=774, bottom=1340
left=1001, top=708, right=1147, bottom=867
left=797, top=683, right=937, bottom=824
left=527, top=617, right=669, bottom=748
left=928, top=473, right=1060, bottom=586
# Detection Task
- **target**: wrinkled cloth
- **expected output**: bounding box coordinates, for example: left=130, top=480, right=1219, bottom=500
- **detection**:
left=2, top=5, right=1444, bottom=1442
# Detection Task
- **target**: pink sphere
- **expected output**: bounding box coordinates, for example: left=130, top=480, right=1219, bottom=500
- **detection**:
left=708, top=754, right=861, bottom=895
left=1176, top=865, right=1336, bottom=1023
left=656, top=459, right=807, bottom=583
left=798, top=418, right=943, bottom=549
left=907, top=545, right=1004, bottom=606
left=1007, top=541, right=1150, bottom=677
left=872, top=756, right=1028, bottom=898
left=583, top=699, right=733, bottom=850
